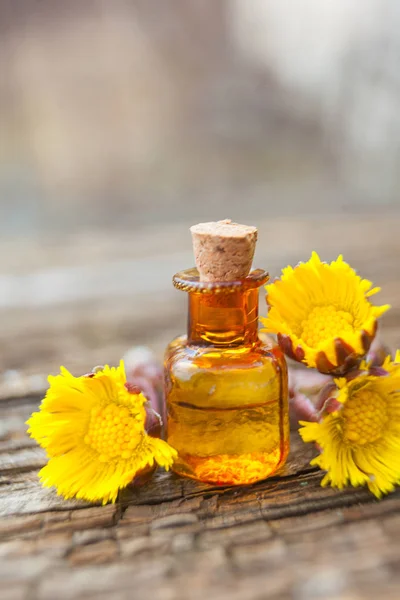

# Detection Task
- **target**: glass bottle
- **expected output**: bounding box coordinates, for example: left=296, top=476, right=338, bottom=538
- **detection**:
left=164, top=268, right=289, bottom=485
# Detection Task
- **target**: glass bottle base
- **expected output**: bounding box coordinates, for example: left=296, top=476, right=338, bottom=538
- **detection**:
left=171, top=443, right=289, bottom=486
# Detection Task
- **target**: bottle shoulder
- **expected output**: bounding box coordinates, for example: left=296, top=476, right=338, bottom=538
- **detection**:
left=164, top=333, right=286, bottom=373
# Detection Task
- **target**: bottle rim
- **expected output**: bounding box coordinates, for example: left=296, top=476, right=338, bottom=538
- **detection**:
left=173, top=268, right=269, bottom=293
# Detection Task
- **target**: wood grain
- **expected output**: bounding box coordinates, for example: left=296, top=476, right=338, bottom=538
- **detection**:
left=1, top=393, right=400, bottom=598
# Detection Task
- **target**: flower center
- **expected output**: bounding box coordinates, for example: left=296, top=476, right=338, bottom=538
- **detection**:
left=343, top=389, right=388, bottom=445
left=301, top=305, right=354, bottom=347
left=84, top=404, right=142, bottom=462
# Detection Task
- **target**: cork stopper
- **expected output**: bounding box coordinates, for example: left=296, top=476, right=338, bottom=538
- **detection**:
left=190, top=219, right=258, bottom=282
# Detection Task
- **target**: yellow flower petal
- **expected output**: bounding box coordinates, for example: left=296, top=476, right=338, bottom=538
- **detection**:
left=27, top=361, right=177, bottom=504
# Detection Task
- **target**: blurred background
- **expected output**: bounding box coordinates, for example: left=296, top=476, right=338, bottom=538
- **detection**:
left=1, top=0, right=399, bottom=387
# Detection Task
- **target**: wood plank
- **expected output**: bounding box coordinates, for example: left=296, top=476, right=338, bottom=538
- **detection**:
left=1, top=405, right=400, bottom=599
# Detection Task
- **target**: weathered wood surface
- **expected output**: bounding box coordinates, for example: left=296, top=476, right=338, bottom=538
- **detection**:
left=2, top=397, right=400, bottom=600
left=1, top=215, right=400, bottom=599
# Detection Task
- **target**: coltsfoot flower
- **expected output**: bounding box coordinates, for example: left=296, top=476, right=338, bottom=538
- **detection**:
left=299, top=353, right=400, bottom=498
left=27, top=361, right=177, bottom=504
left=262, top=252, right=390, bottom=374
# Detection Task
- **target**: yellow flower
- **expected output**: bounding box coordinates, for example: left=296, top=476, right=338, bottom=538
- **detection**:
left=299, top=356, right=400, bottom=498
left=262, top=252, right=390, bottom=374
left=27, top=361, right=177, bottom=504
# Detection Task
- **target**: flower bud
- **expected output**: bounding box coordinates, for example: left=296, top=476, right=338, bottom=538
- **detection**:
left=288, top=368, right=329, bottom=428
left=123, top=346, right=166, bottom=431
left=366, top=338, right=392, bottom=368
left=315, top=381, right=341, bottom=415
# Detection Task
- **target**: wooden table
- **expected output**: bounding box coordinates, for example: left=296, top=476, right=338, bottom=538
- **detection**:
left=1, top=214, right=400, bottom=599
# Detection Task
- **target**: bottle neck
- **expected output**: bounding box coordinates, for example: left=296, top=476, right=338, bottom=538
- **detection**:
left=187, top=288, right=259, bottom=346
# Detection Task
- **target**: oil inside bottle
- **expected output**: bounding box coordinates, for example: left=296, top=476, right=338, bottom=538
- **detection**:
left=165, top=272, right=289, bottom=486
